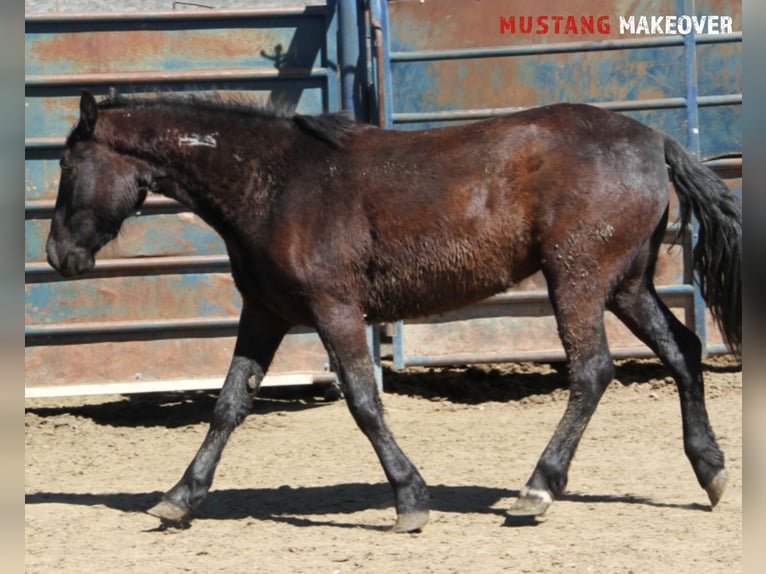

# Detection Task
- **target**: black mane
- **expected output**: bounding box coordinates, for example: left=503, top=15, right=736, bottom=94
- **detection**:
left=97, top=91, right=359, bottom=149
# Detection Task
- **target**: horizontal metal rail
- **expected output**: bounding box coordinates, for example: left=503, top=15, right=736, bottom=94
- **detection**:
left=26, top=195, right=185, bottom=219
left=393, top=342, right=733, bottom=369
left=401, top=284, right=695, bottom=325
left=25, top=7, right=328, bottom=24
left=478, top=284, right=694, bottom=306
left=25, top=254, right=231, bottom=283
left=394, top=346, right=654, bottom=368
left=26, top=317, right=323, bottom=346
left=390, top=32, right=741, bottom=63
left=25, top=66, right=330, bottom=88
left=26, top=316, right=239, bottom=346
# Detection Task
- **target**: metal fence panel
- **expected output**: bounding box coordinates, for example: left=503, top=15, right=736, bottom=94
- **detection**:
left=24, top=6, right=343, bottom=396
left=374, top=0, right=741, bottom=369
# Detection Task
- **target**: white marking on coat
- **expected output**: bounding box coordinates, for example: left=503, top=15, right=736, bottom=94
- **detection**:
left=178, top=132, right=219, bottom=148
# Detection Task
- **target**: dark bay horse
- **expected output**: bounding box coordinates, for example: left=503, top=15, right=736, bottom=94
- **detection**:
left=46, top=90, right=741, bottom=532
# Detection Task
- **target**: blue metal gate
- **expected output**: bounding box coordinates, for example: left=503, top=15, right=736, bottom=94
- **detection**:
left=368, top=0, right=741, bottom=369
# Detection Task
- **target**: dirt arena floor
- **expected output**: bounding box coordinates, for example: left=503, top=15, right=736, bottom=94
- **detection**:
left=25, top=356, right=742, bottom=573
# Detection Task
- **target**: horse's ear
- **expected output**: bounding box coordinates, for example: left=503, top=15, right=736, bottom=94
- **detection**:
left=79, top=89, right=98, bottom=136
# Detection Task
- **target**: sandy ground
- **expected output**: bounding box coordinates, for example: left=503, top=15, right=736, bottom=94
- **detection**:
left=25, top=356, right=741, bottom=573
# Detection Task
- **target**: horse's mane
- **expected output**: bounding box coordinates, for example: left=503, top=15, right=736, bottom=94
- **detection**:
left=97, top=91, right=360, bottom=149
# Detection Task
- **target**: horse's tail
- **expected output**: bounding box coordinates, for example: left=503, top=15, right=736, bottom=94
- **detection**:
left=663, top=136, right=741, bottom=355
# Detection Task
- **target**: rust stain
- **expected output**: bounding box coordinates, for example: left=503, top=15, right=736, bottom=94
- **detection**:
left=97, top=286, right=119, bottom=298
left=30, top=27, right=297, bottom=75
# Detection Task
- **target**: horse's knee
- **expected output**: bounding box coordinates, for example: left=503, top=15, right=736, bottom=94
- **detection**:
left=211, top=358, right=262, bottom=428
left=345, top=386, right=384, bottom=433
left=569, top=352, right=614, bottom=409
left=212, top=381, right=253, bottom=428
left=212, top=395, right=251, bottom=428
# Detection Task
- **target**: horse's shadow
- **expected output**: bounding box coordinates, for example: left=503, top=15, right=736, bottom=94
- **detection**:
left=24, top=483, right=710, bottom=531
left=24, top=389, right=334, bottom=429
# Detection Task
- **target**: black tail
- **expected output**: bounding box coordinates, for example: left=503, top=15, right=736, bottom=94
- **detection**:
left=664, top=137, right=741, bottom=355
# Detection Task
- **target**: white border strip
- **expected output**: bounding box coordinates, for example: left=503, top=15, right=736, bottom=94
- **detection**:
left=25, top=372, right=337, bottom=399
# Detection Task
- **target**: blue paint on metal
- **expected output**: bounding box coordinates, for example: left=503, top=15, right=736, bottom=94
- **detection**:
left=26, top=213, right=228, bottom=263
left=26, top=274, right=242, bottom=325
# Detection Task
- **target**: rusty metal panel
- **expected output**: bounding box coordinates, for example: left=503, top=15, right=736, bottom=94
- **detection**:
left=25, top=328, right=335, bottom=390
left=395, top=305, right=692, bottom=366
left=25, top=6, right=343, bottom=396
left=380, top=0, right=741, bottom=368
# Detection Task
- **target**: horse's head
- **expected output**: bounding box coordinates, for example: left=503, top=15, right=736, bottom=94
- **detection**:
left=46, top=90, right=153, bottom=277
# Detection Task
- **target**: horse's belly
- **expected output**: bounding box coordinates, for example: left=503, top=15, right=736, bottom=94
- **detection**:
left=362, top=251, right=528, bottom=322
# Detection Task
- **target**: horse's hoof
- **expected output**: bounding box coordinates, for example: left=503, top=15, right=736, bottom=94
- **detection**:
left=705, top=468, right=728, bottom=508
left=507, top=487, right=552, bottom=517
left=147, top=498, right=190, bottom=523
left=392, top=510, right=429, bottom=533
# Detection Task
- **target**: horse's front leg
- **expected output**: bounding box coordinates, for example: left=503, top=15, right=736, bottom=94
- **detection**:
left=148, top=303, right=290, bottom=523
left=312, top=299, right=430, bottom=532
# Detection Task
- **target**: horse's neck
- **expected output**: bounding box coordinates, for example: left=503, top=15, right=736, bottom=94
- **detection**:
left=114, top=109, right=290, bottom=236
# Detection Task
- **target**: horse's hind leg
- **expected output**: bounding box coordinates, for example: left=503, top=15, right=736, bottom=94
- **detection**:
left=311, top=298, right=429, bottom=532
left=148, top=302, right=290, bottom=523
left=608, top=259, right=727, bottom=507
left=508, top=289, right=615, bottom=518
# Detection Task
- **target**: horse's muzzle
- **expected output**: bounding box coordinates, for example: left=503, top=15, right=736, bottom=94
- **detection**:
left=46, top=238, right=95, bottom=277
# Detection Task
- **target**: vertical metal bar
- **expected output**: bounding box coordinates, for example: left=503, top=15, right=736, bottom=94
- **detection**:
left=338, top=0, right=362, bottom=119
left=369, top=0, right=393, bottom=128
left=683, top=0, right=701, bottom=159
left=682, top=0, right=708, bottom=354
left=379, top=0, right=394, bottom=129
left=366, top=324, right=383, bottom=390
left=372, top=22, right=386, bottom=127
left=369, top=3, right=385, bottom=127
left=324, top=0, right=341, bottom=112
left=393, top=320, right=405, bottom=370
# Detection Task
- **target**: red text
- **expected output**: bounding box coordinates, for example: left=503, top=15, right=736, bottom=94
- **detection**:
left=500, top=15, right=611, bottom=35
